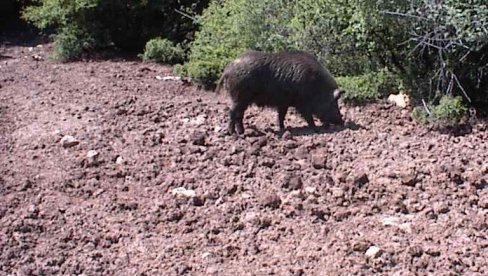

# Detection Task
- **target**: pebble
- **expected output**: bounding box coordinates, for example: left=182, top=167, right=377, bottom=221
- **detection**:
left=311, top=154, right=327, bottom=169
left=171, top=187, right=196, bottom=198
left=86, top=150, right=99, bottom=159
left=433, top=201, right=449, bottom=214
left=283, top=175, right=303, bottom=191
left=304, top=186, right=317, bottom=195
left=60, top=135, right=80, bottom=148
left=260, top=193, right=282, bottom=209
left=365, top=246, right=382, bottom=258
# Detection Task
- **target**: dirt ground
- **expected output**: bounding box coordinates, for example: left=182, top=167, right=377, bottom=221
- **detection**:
left=1, top=37, right=488, bottom=276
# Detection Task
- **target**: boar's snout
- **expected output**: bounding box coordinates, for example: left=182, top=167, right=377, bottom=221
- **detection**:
left=322, top=88, right=345, bottom=125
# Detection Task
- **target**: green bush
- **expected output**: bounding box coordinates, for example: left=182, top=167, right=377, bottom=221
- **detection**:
left=22, top=0, right=209, bottom=61
left=336, top=69, right=402, bottom=105
left=177, top=0, right=292, bottom=88
left=181, top=0, right=406, bottom=88
left=141, top=38, right=185, bottom=64
left=413, top=96, right=468, bottom=125
left=182, top=0, right=487, bottom=113
left=384, top=0, right=488, bottom=106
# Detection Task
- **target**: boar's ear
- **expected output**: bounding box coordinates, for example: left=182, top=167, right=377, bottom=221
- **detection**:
left=333, top=88, right=345, bottom=100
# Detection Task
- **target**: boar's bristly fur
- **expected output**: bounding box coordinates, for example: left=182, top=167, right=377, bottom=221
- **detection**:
left=218, top=50, right=344, bottom=135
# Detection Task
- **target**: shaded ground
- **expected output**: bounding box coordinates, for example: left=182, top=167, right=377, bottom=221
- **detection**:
left=1, top=41, right=487, bottom=276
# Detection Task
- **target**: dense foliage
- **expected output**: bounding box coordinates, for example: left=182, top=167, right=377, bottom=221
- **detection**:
left=140, top=38, right=185, bottom=64
left=413, top=96, right=468, bottom=125
left=179, top=0, right=487, bottom=116
left=21, top=0, right=209, bottom=60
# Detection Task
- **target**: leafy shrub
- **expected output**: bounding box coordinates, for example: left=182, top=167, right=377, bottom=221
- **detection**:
left=383, top=0, right=488, bottom=107
left=336, top=69, right=402, bottom=105
left=177, top=0, right=293, bottom=88
left=141, top=38, right=185, bottom=64
left=413, top=96, right=468, bottom=125
left=183, top=0, right=487, bottom=115
left=22, top=0, right=209, bottom=61
left=181, top=0, right=406, bottom=88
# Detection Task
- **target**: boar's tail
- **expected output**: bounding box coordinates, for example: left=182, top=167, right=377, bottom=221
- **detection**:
left=215, top=74, right=225, bottom=94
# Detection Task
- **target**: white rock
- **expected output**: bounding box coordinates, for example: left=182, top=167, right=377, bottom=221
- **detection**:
left=60, top=135, right=80, bottom=148
left=171, top=187, right=196, bottom=198
left=365, top=246, right=382, bottom=258
left=398, top=223, right=412, bottom=233
left=241, top=192, right=253, bottom=199
left=53, top=129, right=63, bottom=136
left=156, top=75, right=181, bottom=81
left=202, top=252, right=213, bottom=259
left=86, top=150, right=99, bottom=159
left=381, top=216, right=401, bottom=226
left=304, top=186, right=317, bottom=195
left=332, top=187, right=345, bottom=198
left=388, top=93, right=410, bottom=108
left=163, top=76, right=181, bottom=81
left=214, top=125, right=223, bottom=133
left=115, top=156, right=125, bottom=165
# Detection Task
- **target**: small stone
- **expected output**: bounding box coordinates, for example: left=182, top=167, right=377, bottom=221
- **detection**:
left=259, top=158, right=275, bottom=168
left=60, top=135, right=79, bottom=148
left=425, top=246, right=441, bottom=257
left=381, top=216, right=401, bottom=226
left=349, top=171, right=369, bottom=187
left=304, top=186, right=317, bottom=195
left=478, top=197, right=488, bottom=209
left=171, top=187, right=196, bottom=198
left=334, top=210, right=351, bottom=221
left=433, top=201, right=449, bottom=214
left=365, top=246, right=382, bottom=259
left=53, top=129, right=63, bottom=137
left=284, top=176, right=303, bottom=191
left=398, top=223, right=412, bottom=233
left=482, top=163, right=488, bottom=174
left=311, top=154, right=327, bottom=169
left=408, top=245, right=424, bottom=257
left=331, top=188, right=345, bottom=198
left=191, top=131, right=206, bottom=146
left=202, top=252, right=213, bottom=259
left=189, top=196, right=205, bottom=206
left=287, top=190, right=305, bottom=200
left=260, top=193, right=282, bottom=209
left=86, top=150, right=99, bottom=159
left=352, top=241, right=370, bottom=252
left=115, top=156, right=125, bottom=165
left=400, top=170, right=418, bottom=186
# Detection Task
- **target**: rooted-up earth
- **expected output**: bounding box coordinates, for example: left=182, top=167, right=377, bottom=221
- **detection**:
left=1, top=40, right=488, bottom=275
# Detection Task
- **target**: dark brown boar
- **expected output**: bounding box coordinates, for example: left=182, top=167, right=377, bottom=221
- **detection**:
left=217, top=50, right=344, bottom=134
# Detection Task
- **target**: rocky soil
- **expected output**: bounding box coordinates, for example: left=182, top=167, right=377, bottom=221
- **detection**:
left=1, top=39, right=488, bottom=275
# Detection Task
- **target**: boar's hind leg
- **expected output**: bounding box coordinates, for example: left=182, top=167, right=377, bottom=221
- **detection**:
left=277, top=105, right=288, bottom=132
left=228, top=102, right=247, bottom=135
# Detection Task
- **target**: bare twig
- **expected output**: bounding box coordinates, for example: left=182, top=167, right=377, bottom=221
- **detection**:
left=174, top=9, right=197, bottom=22
left=452, top=73, right=472, bottom=102
left=422, top=99, right=432, bottom=115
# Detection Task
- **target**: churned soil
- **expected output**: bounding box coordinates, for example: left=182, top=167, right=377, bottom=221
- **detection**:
left=1, top=39, right=488, bottom=276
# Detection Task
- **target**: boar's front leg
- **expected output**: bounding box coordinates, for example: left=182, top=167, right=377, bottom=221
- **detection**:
left=277, top=105, right=288, bottom=132
left=297, top=107, right=316, bottom=129
left=228, top=101, right=247, bottom=135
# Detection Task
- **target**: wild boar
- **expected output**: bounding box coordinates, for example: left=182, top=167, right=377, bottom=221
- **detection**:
left=217, top=50, right=344, bottom=134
